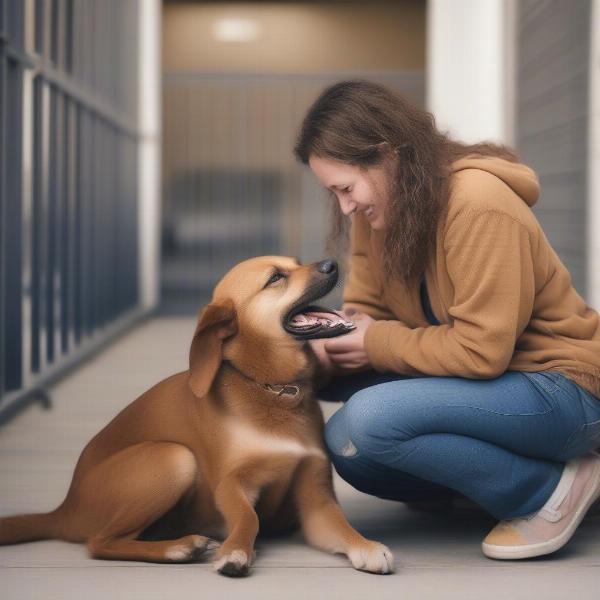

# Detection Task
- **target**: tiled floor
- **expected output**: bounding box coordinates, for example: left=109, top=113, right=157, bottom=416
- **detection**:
left=1, top=318, right=599, bottom=600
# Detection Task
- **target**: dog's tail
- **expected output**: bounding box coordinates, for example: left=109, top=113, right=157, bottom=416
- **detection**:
left=0, top=507, right=66, bottom=545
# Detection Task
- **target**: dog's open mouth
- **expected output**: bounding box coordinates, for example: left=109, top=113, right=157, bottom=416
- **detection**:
left=285, top=306, right=356, bottom=340
left=282, top=270, right=356, bottom=340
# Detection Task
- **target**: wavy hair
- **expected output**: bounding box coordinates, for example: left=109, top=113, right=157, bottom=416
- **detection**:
left=294, top=79, right=519, bottom=289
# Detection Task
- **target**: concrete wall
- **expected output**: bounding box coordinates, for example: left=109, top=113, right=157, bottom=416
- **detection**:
left=163, top=0, right=426, bottom=73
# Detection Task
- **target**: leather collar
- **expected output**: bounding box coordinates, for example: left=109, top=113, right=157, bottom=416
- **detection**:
left=222, top=361, right=308, bottom=405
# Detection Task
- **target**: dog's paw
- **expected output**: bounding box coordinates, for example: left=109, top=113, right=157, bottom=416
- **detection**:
left=348, top=541, right=394, bottom=574
left=164, top=535, right=220, bottom=562
left=213, top=549, right=254, bottom=577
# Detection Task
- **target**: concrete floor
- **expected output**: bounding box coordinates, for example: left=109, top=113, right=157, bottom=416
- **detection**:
left=1, top=317, right=599, bottom=600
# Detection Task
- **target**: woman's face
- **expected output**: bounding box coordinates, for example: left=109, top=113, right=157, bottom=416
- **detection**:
left=308, top=154, right=390, bottom=230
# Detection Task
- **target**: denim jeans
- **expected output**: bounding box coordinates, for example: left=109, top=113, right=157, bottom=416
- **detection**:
left=320, top=369, right=600, bottom=520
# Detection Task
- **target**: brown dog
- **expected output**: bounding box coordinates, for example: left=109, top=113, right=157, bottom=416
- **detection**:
left=0, top=256, right=394, bottom=576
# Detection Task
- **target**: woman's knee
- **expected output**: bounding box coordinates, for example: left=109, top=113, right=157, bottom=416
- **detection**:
left=324, top=403, right=457, bottom=502
left=324, top=407, right=384, bottom=492
left=324, top=388, right=408, bottom=459
left=324, top=405, right=358, bottom=459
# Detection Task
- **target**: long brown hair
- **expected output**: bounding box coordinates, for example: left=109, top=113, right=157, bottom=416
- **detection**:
left=294, top=79, right=519, bottom=289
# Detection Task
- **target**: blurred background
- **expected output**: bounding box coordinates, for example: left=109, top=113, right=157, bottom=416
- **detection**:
left=1, top=0, right=599, bottom=420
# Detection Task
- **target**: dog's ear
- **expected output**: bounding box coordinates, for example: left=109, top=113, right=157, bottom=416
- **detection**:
left=188, top=298, right=238, bottom=398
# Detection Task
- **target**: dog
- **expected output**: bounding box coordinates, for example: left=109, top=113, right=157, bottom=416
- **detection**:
left=0, top=256, right=394, bottom=576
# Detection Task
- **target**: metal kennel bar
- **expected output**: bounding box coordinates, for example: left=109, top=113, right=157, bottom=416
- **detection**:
left=0, top=0, right=147, bottom=422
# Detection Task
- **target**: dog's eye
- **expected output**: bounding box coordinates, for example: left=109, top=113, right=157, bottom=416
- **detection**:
left=266, top=272, right=285, bottom=286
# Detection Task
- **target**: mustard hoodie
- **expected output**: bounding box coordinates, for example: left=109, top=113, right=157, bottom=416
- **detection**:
left=344, top=156, right=600, bottom=399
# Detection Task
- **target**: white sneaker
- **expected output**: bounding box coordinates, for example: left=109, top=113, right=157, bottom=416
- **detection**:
left=482, top=451, right=600, bottom=559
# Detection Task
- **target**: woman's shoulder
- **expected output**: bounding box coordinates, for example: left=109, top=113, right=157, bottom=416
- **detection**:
left=445, top=164, right=540, bottom=232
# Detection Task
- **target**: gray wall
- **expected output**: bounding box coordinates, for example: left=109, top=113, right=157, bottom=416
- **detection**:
left=515, top=0, right=591, bottom=297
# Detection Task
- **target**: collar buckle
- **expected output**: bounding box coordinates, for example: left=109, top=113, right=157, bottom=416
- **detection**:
left=265, top=383, right=300, bottom=397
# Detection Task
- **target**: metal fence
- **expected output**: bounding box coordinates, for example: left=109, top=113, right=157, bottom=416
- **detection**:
left=0, top=0, right=144, bottom=421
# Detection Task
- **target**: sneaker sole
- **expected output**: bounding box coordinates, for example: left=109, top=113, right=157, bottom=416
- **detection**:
left=481, top=456, right=600, bottom=560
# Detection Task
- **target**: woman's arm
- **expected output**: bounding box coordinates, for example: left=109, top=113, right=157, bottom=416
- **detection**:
left=363, top=208, right=536, bottom=379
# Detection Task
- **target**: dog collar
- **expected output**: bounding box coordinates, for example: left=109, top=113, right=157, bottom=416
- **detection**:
left=223, top=361, right=307, bottom=403
left=263, top=383, right=301, bottom=398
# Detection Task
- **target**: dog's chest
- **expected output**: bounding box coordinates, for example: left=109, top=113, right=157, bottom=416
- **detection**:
left=225, top=420, right=326, bottom=462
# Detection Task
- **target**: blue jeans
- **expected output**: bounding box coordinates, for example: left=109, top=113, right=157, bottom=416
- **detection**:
left=320, top=370, right=600, bottom=520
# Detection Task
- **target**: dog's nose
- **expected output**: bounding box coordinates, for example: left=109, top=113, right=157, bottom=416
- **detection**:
left=317, top=259, right=337, bottom=274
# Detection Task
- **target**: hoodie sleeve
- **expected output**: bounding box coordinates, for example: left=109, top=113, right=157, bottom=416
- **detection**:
left=363, top=208, right=536, bottom=378
left=342, top=214, right=396, bottom=320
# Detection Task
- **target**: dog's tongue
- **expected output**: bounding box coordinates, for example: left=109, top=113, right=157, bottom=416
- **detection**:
left=288, top=308, right=356, bottom=339
left=290, top=310, right=344, bottom=327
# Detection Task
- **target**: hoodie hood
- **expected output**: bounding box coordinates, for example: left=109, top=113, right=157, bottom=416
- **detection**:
left=452, top=155, right=540, bottom=207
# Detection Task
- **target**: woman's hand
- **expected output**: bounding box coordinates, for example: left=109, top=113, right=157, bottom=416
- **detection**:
left=308, top=309, right=375, bottom=374
left=308, top=336, right=337, bottom=374
left=325, top=311, right=374, bottom=371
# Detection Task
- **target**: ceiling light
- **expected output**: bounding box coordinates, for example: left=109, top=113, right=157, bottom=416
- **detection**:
left=212, top=18, right=262, bottom=43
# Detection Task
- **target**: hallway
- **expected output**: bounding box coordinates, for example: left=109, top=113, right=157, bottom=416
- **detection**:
left=1, top=318, right=599, bottom=599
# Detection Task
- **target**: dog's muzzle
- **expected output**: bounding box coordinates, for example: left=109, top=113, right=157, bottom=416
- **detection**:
left=282, top=259, right=356, bottom=340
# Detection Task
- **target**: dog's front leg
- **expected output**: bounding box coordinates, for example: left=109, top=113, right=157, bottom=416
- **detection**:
left=292, top=456, right=394, bottom=574
left=212, top=474, right=259, bottom=577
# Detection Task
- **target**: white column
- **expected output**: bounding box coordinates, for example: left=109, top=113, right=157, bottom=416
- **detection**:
left=137, top=0, right=162, bottom=311
left=587, top=0, right=600, bottom=310
left=426, top=0, right=516, bottom=145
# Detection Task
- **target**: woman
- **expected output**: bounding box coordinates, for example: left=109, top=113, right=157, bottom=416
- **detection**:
left=293, top=79, right=600, bottom=560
